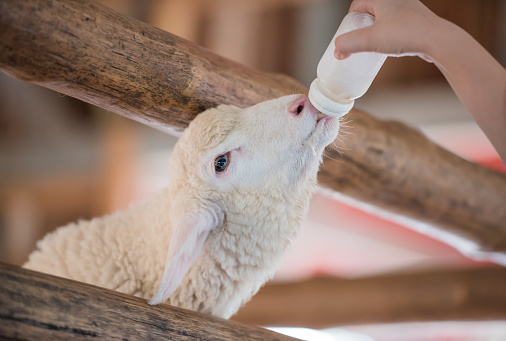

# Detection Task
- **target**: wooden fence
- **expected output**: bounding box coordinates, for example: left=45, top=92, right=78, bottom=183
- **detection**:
left=1, top=0, right=505, bottom=260
left=1, top=0, right=506, bottom=338
left=0, top=262, right=298, bottom=340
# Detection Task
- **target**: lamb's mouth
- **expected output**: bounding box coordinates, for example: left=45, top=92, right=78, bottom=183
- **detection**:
left=315, top=111, right=336, bottom=131
left=302, top=112, right=338, bottom=153
left=316, top=112, right=327, bottom=123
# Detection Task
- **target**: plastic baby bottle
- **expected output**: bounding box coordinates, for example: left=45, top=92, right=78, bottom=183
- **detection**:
left=309, top=12, right=387, bottom=117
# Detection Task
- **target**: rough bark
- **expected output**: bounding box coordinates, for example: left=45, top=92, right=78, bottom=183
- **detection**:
left=0, top=262, right=298, bottom=340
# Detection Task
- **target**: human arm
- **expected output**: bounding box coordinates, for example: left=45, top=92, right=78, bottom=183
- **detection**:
left=334, top=0, right=506, bottom=164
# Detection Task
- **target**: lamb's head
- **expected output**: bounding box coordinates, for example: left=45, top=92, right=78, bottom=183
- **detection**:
left=149, top=94, right=339, bottom=307
left=169, top=94, right=339, bottom=193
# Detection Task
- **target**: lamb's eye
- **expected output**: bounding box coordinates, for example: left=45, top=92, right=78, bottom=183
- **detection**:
left=214, top=153, right=230, bottom=173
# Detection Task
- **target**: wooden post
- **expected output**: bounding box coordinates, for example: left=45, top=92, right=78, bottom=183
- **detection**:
left=233, top=267, right=506, bottom=328
left=0, top=262, right=298, bottom=340
left=1, top=0, right=506, bottom=257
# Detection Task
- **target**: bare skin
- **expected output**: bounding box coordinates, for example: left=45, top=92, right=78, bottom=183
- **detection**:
left=334, top=0, right=506, bottom=164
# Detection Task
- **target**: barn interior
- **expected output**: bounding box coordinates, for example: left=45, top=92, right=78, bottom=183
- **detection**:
left=1, top=0, right=505, bottom=340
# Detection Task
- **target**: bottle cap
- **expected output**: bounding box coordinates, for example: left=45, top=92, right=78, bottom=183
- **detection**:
left=308, top=79, right=354, bottom=117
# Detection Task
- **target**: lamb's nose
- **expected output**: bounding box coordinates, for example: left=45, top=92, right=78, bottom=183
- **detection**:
left=289, top=96, right=308, bottom=116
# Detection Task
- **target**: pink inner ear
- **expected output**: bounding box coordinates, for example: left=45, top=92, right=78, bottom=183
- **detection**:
left=148, top=203, right=223, bottom=305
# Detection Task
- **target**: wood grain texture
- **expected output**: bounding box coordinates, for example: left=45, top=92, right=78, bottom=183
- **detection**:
left=234, top=267, right=506, bottom=328
left=0, top=262, right=298, bottom=340
left=0, top=0, right=302, bottom=134
left=1, top=0, right=505, bottom=256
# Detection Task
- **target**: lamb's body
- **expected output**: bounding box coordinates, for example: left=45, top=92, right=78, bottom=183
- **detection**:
left=25, top=188, right=305, bottom=317
left=24, top=94, right=339, bottom=318
left=25, top=190, right=171, bottom=298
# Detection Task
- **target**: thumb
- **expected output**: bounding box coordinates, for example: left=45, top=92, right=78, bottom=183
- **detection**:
left=334, top=26, right=377, bottom=59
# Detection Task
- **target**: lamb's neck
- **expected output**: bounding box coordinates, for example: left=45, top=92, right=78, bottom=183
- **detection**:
left=208, top=189, right=311, bottom=281
left=180, top=189, right=311, bottom=318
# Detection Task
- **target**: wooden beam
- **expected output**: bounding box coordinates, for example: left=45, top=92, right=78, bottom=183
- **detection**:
left=0, top=0, right=301, bottom=134
left=1, top=0, right=506, bottom=258
left=0, top=262, right=298, bottom=340
left=233, top=267, right=506, bottom=329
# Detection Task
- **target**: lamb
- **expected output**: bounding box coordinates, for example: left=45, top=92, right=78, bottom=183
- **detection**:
left=24, top=94, right=339, bottom=319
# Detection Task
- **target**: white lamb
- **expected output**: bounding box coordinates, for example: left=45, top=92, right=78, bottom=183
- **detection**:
left=24, top=94, right=339, bottom=319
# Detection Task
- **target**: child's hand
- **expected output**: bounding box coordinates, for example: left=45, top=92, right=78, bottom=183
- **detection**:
left=334, top=0, right=443, bottom=60
left=334, top=0, right=506, bottom=165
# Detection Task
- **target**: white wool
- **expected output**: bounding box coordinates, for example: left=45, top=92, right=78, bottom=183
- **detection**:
left=24, top=94, right=339, bottom=319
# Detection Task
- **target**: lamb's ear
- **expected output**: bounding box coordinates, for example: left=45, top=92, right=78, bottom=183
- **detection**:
left=148, top=199, right=224, bottom=305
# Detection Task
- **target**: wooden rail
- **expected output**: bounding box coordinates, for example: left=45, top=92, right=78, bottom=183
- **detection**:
left=1, top=0, right=506, bottom=259
left=234, top=266, right=506, bottom=329
left=3, top=262, right=503, bottom=339
left=0, top=262, right=298, bottom=340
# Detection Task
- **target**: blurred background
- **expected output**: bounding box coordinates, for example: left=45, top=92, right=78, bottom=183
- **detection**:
left=1, top=0, right=505, bottom=340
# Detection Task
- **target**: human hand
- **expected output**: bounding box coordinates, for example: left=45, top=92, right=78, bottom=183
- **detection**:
left=334, top=0, right=443, bottom=60
left=334, top=0, right=506, bottom=164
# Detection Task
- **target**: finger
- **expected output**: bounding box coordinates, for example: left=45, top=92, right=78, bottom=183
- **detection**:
left=349, top=0, right=377, bottom=15
left=334, top=26, right=377, bottom=55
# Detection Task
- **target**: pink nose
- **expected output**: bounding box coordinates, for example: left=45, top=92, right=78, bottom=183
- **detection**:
left=289, top=95, right=310, bottom=116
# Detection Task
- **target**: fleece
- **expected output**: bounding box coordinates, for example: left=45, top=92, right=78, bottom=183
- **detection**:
left=24, top=94, right=340, bottom=319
